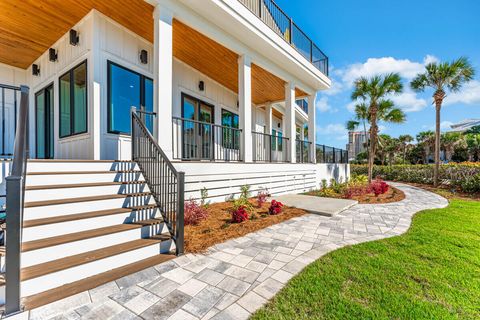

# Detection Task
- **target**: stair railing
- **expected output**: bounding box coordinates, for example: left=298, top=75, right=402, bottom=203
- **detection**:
left=131, top=107, right=185, bottom=256
left=4, top=85, right=29, bottom=315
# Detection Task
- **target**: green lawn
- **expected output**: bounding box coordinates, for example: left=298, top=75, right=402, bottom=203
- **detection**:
left=252, top=200, right=480, bottom=320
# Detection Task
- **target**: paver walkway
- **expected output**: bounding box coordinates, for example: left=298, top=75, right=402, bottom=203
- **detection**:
left=18, top=183, right=448, bottom=320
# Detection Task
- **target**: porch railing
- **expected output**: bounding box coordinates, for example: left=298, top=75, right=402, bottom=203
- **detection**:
left=295, top=139, right=313, bottom=163
left=252, top=131, right=290, bottom=162
left=131, top=109, right=185, bottom=255
left=172, top=117, right=243, bottom=162
left=315, top=144, right=348, bottom=164
left=4, top=85, right=29, bottom=315
left=238, top=0, right=329, bottom=76
left=0, top=84, right=22, bottom=157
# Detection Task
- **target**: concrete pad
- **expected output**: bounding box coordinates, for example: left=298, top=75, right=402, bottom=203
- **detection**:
left=270, top=194, right=357, bottom=216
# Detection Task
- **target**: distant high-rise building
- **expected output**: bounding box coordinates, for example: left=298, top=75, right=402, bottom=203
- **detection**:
left=347, top=131, right=368, bottom=160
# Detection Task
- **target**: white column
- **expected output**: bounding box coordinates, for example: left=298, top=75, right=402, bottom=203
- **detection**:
left=153, top=5, right=173, bottom=157
left=238, top=55, right=252, bottom=162
left=265, top=103, right=272, bottom=134
left=308, top=93, right=317, bottom=163
left=285, top=82, right=296, bottom=163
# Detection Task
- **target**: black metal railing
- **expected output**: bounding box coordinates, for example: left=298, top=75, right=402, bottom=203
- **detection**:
left=239, top=0, right=329, bottom=76
left=132, top=109, right=185, bottom=256
left=4, top=85, right=29, bottom=315
left=295, top=139, right=313, bottom=163
left=252, top=131, right=289, bottom=162
left=1, top=85, right=22, bottom=157
left=172, top=117, right=243, bottom=162
left=316, top=144, right=348, bottom=164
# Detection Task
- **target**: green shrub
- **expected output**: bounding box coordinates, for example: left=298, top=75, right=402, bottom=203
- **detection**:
left=351, top=163, right=480, bottom=193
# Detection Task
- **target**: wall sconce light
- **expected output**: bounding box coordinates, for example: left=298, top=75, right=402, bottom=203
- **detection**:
left=49, top=48, right=58, bottom=62
left=139, top=50, right=148, bottom=64
left=69, top=29, right=79, bottom=46
left=32, top=64, right=40, bottom=76
left=198, top=80, right=205, bottom=91
left=277, top=123, right=281, bottom=128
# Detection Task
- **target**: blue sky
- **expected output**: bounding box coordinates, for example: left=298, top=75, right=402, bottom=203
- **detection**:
left=275, top=0, right=480, bottom=149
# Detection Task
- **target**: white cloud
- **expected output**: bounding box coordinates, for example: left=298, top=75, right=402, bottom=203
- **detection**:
left=444, top=80, right=480, bottom=106
left=337, top=55, right=437, bottom=86
left=391, top=90, right=428, bottom=112
left=316, top=123, right=348, bottom=140
left=346, top=101, right=357, bottom=113
left=429, top=121, right=454, bottom=131
left=315, top=96, right=338, bottom=113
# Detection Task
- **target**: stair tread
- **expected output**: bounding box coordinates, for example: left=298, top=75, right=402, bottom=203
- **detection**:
left=24, top=192, right=152, bottom=208
left=26, top=181, right=146, bottom=191
left=23, top=205, right=158, bottom=228
left=27, top=170, right=141, bottom=175
left=28, top=159, right=134, bottom=163
left=21, top=236, right=171, bottom=282
left=22, top=219, right=163, bottom=252
left=22, top=253, right=175, bottom=310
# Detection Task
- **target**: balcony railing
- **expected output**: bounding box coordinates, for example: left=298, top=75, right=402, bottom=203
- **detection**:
left=295, top=99, right=308, bottom=114
left=172, top=117, right=243, bottom=162
left=252, top=131, right=290, bottom=162
left=296, top=139, right=313, bottom=163
left=315, top=144, right=348, bottom=164
left=239, top=0, right=329, bottom=76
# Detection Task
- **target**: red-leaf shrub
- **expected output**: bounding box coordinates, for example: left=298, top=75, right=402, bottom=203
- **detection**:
left=370, top=178, right=389, bottom=196
left=184, top=199, right=208, bottom=225
left=343, top=184, right=372, bottom=199
left=256, top=190, right=269, bottom=208
left=268, top=200, right=284, bottom=215
left=231, top=205, right=249, bottom=223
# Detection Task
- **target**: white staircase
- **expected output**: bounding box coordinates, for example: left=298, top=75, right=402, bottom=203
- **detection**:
left=1, top=159, right=175, bottom=309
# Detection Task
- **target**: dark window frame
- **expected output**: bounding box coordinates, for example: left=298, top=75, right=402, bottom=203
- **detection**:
left=221, top=108, right=240, bottom=150
left=107, top=60, right=153, bottom=135
left=35, top=82, right=54, bottom=158
left=59, top=60, right=88, bottom=138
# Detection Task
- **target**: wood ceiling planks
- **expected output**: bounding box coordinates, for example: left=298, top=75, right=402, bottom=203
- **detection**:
left=0, top=1, right=306, bottom=104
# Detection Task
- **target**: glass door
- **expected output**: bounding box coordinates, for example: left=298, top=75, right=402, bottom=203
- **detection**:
left=181, top=94, right=214, bottom=160
left=35, top=84, right=54, bottom=159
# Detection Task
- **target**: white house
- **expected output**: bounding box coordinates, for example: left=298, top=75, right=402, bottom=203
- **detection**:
left=0, top=0, right=348, bottom=313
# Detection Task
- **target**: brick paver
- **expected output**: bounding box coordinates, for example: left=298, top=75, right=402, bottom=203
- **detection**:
left=20, top=183, right=448, bottom=320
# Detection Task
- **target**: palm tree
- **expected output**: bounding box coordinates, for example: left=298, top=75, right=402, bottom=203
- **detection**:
left=411, top=57, right=475, bottom=186
left=440, top=132, right=464, bottom=162
left=416, top=131, right=435, bottom=164
left=398, top=134, right=414, bottom=164
left=346, top=103, right=370, bottom=158
left=465, top=133, right=480, bottom=161
left=351, top=73, right=406, bottom=182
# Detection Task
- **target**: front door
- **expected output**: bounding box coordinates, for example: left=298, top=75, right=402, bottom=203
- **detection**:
left=181, top=94, right=214, bottom=160
left=35, top=84, right=54, bottom=159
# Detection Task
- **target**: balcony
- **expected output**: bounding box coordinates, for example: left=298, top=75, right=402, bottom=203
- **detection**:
left=238, top=0, right=329, bottom=76
left=252, top=131, right=290, bottom=162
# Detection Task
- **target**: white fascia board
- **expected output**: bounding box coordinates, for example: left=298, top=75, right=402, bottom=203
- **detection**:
left=149, top=0, right=329, bottom=94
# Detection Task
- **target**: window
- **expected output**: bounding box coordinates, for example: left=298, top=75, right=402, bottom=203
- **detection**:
left=271, top=129, right=277, bottom=150
left=108, top=61, right=153, bottom=134
left=221, top=109, right=240, bottom=149
left=277, top=131, right=283, bottom=151
left=59, top=61, right=87, bottom=138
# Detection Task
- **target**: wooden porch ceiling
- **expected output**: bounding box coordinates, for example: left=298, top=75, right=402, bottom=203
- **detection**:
left=0, top=0, right=307, bottom=105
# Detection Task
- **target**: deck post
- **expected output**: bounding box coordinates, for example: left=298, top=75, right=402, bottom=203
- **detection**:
left=285, top=82, right=296, bottom=163
left=308, top=94, right=316, bottom=163
left=238, top=55, right=253, bottom=162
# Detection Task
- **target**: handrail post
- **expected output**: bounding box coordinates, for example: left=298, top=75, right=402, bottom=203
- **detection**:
left=131, top=106, right=136, bottom=161
left=5, top=176, right=23, bottom=315
left=289, top=18, right=293, bottom=44
left=176, top=172, right=185, bottom=256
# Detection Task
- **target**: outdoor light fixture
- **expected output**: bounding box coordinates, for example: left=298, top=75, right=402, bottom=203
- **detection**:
left=198, top=80, right=205, bottom=91
left=49, top=48, right=58, bottom=62
left=278, top=123, right=281, bottom=128
left=69, top=29, right=79, bottom=46
left=139, top=50, right=148, bottom=64
left=32, top=64, right=40, bottom=76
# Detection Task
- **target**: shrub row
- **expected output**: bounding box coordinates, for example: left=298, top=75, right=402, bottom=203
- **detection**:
left=350, top=163, right=480, bottom=193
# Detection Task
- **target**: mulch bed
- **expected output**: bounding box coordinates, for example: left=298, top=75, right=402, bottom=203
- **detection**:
left=184, top=200, right=306, bottom=253
left=306, top=185, right=406, bottom=204
left=406, top=182, right=480, bottom=201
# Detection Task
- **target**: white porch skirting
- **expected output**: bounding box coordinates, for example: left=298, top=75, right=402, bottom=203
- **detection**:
left=173, top=162, right=350, bottom=203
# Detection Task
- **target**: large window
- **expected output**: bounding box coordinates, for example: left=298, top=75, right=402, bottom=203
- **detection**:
left=221, top=109, right=239, bottom=149
left=59, top=61, right=87, bottom=138
left=108, top=61, right=153, bottom=134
